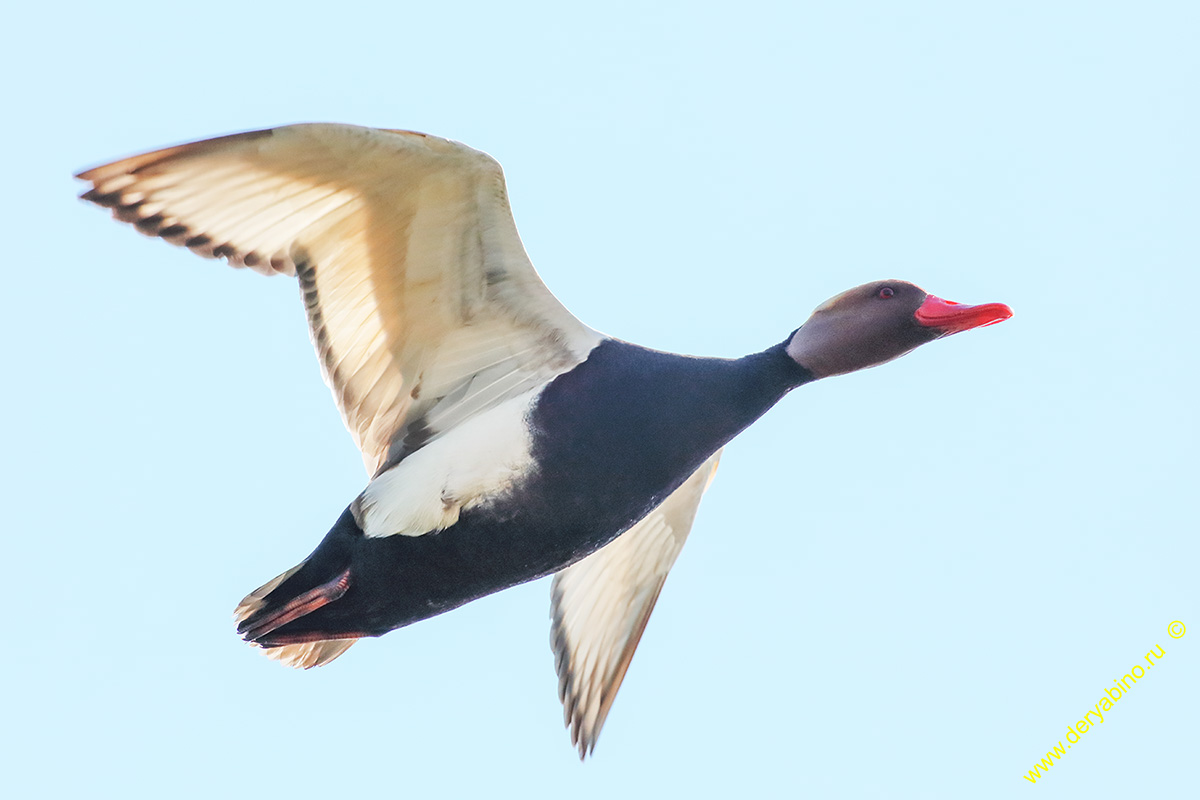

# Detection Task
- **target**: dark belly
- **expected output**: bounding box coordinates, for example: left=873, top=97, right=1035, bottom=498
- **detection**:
left=343, top=469, right=675, bottom=635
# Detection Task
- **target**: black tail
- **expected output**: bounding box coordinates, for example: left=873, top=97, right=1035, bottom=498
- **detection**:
left=234, top=507, right=367, bottom=660
left=237, top=568, right=353, bottom=643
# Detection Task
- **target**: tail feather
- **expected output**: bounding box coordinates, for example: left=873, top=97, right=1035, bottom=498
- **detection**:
left=237, top=568, right=352, bottom=641
left=234, top=563, right=359, bottom=670
left=253, top=638, right=357, bottom=670
left=234, top=563, right=304, bottom=622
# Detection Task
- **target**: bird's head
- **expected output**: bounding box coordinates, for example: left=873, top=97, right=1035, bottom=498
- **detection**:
left=785, top=280, right=1012, bottom=378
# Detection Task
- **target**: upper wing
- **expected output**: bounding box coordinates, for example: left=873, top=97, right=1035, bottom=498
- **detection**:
left=549, top=452, right=721, bottom=759
left=76, top=123, right=601, bottom=475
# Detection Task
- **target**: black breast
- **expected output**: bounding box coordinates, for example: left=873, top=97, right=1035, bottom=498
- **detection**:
left=522, top=339, right=813, bottom=558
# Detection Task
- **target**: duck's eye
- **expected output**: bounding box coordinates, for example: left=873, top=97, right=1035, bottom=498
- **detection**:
left=878, top=287, right=895, bottom=299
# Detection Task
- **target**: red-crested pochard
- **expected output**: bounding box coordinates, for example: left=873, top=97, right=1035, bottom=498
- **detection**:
left=76, top=123, right=1011, bottom=758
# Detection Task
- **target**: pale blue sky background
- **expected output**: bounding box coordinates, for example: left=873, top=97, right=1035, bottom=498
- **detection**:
left=4, top=2, right=1196, bottom=797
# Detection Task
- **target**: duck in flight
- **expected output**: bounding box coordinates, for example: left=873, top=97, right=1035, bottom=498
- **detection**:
left=77, top=123, right=1011, bottom=757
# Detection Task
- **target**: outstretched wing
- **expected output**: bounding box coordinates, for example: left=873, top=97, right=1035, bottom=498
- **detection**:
left=549, top=452, right=721, bottom=758
left=77, top=123, right=601, bottom=476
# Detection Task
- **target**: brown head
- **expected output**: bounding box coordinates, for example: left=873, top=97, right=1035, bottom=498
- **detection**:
left=785, top=280, right=1012, bottom=379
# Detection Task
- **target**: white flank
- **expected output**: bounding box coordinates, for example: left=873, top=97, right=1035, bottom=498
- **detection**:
left=354, top=389, right=541, bottom=537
